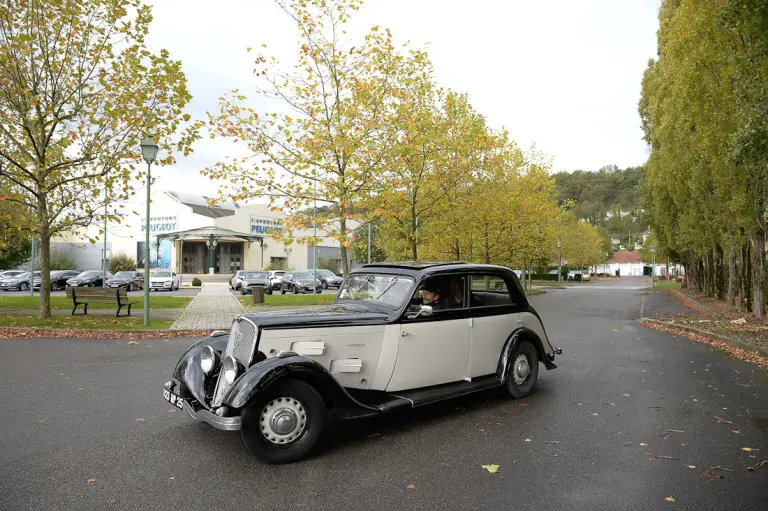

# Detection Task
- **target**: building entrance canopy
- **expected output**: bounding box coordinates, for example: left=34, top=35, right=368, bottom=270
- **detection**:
left=157, top=226, right=264, bottom=274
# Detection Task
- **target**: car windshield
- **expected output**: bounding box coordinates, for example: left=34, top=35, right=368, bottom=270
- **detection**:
left=114, top=272, right=134, bottom=278
left=337, top=273, right=414, bottom=308
left=294, top=272, right=313, bottom=279
left=245, top=272, right=267, bottom=279
left=271, top=271, right=285, bottom=276
left=14, top=272, right=30, bottom=279
left=78, top=271, right=99, bottom=278
left=315, top=270, right=336, bottom=277
left=154, top=271, right=171, bottom=277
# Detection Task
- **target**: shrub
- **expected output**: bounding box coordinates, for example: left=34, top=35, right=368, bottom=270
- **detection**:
left=39, top=248, right=77, bottom=270
left=192, top=277, right=202, bottom=287
left=109, top=252, right=136, bottom=273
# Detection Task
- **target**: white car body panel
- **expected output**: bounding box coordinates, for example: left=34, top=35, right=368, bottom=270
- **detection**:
left=258, top=325, right=387, bottom=390
left=385, top=318, right=472, bottom=392
left=468, top=311, right=550, bottom=378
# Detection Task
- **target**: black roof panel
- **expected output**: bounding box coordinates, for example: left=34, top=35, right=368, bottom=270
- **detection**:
left=361, top=261, right=466, bottom=270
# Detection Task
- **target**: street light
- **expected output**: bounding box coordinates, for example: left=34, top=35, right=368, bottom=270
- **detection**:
left=650, top=245, right=656, bottom=289
left=140, top=137, right=158, bottom=327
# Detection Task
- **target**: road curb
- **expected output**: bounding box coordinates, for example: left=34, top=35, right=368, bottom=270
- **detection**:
left=0, top=327, right=213, bottom=339
left=641, top=318, right=768, bottom=357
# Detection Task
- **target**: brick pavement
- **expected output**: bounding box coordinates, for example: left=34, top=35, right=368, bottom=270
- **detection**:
left=170, top=282, right=244, bottom=330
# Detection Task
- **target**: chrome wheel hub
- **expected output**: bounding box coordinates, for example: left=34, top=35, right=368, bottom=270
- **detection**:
left=260, top=397, right=306, bottom=445
left=513, top=354, right=531, bottom=386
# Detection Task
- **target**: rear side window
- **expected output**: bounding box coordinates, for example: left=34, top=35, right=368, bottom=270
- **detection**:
left=470, top=275, right=520, bottom=307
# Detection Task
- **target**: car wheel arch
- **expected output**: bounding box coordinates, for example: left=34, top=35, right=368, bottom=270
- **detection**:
left=496, top=327, right=549, bottom=382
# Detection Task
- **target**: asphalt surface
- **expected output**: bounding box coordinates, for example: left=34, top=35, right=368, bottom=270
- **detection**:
left=1, top=279, right=767, bottom=510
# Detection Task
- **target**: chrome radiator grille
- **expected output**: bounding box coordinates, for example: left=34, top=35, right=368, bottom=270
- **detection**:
left=211, top=317, right=258, bottom=406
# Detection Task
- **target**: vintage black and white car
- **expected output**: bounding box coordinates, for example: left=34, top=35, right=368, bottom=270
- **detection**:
left=164, top=262, right=561, bottom=463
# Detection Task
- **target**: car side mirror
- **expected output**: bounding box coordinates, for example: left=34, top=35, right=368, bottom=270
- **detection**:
left=406, top=304, right=433, bottom=320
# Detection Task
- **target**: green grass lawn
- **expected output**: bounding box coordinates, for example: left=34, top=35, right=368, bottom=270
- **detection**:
left=651, top=281, right=682, bottom=289
left=0, top=314, right=173, bottom=330
left=239, top=293, right=335, bottom=307
left=0, top=295, right=191, bottom=310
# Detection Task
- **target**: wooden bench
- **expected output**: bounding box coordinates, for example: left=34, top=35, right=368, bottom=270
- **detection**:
left=66, top=287, right=139, bottom=317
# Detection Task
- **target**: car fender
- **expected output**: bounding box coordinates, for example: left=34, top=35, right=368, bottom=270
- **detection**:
left=223, top=354, right=378, bottom=415
left=497, top=327, right=557, bottom=382
left=172, top=332, right=229, bottom=405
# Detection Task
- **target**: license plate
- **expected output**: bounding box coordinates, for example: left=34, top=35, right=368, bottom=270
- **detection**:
left=163, top=389, right=185, bottom=410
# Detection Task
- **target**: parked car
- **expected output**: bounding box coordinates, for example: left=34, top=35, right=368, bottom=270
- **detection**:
left=309, top=268, right=344, bottom=289
left=267, top=270, right=286, bottom=291
left=106, top=271, right=144, bottom=291
left=67, top=270, right=112, bottom=287
left=33, top=270, right=80, bottom=291
left=150, top=270, right=180, bottom=291
left=0, top=271, right=37, bottom=291
left=230, top=270, right=249, bottom=290
left=280, top=270, right=321, bottom=294
left=240, top=271, right=271, bottom=295
left=163, top=262, right=561, bottom=463
left=567, top=270, right=591, bottom=282
left=0, top=270, right=23, bottom=280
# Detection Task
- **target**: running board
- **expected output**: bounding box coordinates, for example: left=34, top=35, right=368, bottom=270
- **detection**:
left=389, top=375, right=502, bottom=408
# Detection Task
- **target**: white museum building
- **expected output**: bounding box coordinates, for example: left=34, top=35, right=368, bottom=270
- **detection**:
left=52, top=186, right=355, bottom=275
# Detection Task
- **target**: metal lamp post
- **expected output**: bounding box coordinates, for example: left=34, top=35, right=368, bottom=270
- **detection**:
left=650, top=246, right=656, bottom=289
left=140, top=137, right=159, bottom=327
left=557, top=240, right=562, bottom=283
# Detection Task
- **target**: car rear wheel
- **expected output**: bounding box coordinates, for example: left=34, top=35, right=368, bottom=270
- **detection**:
left=19, top=282, right=28, bottom=291
left=128, top=283, right=133, bottom=292
left=240, top=378, right=326, bottom=464
left=505, top=341, right=539, bottom=399
left=322, top=281, right=328, bottom=290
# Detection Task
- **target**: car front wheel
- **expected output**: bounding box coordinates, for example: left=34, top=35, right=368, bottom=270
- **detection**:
left=293, top=285, right=299, bottom=294
left=322, top=281, right=328, bottom=290
left=128, top=283, right=133, bottom=292
left=51, top=282, right=60, bottom=291
left=505, top=341, right=539, bottom=399
left=240, top=378, right=326, bottom=464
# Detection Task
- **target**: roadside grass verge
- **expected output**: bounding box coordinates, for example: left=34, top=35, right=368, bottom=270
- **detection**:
left=651, top=281, right=682, bottom=289
left=0, top=295, right=191, bottom=310
left=238, top=293, right=335, bottom=307
left=0, top=314, right=173, bottom=330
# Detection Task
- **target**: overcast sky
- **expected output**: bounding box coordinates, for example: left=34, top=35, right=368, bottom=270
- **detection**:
left=143, top=0, right=661, bottom=193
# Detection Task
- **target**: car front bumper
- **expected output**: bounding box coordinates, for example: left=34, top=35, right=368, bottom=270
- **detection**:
left=164, top=380, right=241, bottom=431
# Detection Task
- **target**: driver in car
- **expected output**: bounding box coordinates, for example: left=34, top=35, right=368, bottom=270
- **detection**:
left=422, top=281, right=445, bottom=311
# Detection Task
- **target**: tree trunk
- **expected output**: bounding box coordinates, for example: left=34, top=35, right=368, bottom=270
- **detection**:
left=454, top=238, right=460, bottom=260
left=714, top=244, right=725, bottom=301
left=339, top=217, right=349, bottom=276
left=522, top=255, right=527, bottom=292
left=740, top=239, right=752, bottom=312
left=38, top=230, right=51, bottom=319
left=752, top=230, right=765, bottom=317
left=727, top=245, right=738, bottom=306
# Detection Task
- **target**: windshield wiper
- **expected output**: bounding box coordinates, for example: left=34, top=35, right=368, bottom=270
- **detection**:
left=374, top=277, right=399, bottom=300
left=349, top=274, right=374, bottom=298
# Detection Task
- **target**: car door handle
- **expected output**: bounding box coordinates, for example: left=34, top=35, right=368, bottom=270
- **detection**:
left=401, top=331, right=413, bottom=337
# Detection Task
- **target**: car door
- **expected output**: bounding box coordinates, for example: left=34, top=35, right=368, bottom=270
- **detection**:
left=467, top=273, right=527, bottom=378
left=386, top=275, right=471, bottom=392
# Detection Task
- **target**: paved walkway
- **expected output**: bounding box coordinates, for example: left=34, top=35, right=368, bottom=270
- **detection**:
left=170, top=282, right=244, bottom=330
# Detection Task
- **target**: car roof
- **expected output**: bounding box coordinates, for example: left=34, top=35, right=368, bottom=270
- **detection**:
left=352, top=261, right=516, bottom=279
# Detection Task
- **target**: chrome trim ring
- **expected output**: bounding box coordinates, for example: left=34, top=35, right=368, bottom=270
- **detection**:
left=513, top=354, right=531, bottom=386
left=259, top=397, right=306, bottom=445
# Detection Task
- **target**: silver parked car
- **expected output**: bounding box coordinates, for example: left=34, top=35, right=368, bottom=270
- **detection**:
left=240, top=271, right=271, bottom=295
left=280, top=270, right=321, bottom=294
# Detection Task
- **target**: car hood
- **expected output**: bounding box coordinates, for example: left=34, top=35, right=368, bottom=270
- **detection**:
left=243, top=278, right=269, bottom=284
left=242, top=304, right=388, bottom=329
left=295, top=279, right=317, bottom=285
left=151, top=277, right=172, bottom=281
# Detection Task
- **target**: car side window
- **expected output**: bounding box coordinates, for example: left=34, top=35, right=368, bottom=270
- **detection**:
left=470, top=275, right=516, bottom=307
left=408, top=275, right=467, bottom=313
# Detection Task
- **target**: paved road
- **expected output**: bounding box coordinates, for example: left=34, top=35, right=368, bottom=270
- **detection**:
left=1, top=279, right=766, bottom=510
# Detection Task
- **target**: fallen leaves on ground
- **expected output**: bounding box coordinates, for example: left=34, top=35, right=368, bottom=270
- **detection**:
left=747, top=460, right=767, bottom=472
left=665, top=496, right=676, bottom=502
left=686, top=465, right=696, bottom=469
left=640, top=443, right=648, bottom=446
left=711, top=415, right=733, bottom=425
left=701, top=471, right=723, bottom=481
left=128, top=341, right=138, bottom=345
left=741, top=447, right=758, bottom=452
left=407, top=484, right=416, bottom=489
left=481, top=464, right=499, bottom=474
left=168, top=409, right=176, bottom=413
left=648, top=455, right=681, bottom=461
left=136, top=418, right=145, bottom=421
left=87, top=478, right=96, bottom=483
left=622, top=393, right=631, bottom=397
left=643, top=322, right=768, bottom=368
left=0, top=327, right=210, bottom=339
left=611, top=328, right=619, bottom=332
left=519, top=403, right=529, bottom=408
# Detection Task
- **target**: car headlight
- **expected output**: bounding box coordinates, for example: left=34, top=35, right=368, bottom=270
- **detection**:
left=200, top=346, right=218, bottom=374
left=222, top=356, right=238, bottom=384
